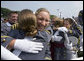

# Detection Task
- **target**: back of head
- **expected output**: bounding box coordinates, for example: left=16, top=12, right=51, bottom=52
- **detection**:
left=18, top=9, right=37, bottom=36
left=54, top=18, right=64, bottom=28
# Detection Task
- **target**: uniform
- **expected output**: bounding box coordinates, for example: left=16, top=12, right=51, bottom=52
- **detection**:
left=68, top=24, right=83, bottom=49
left=66, top=28, right=80, bottom=59
left=1, top=22, right=11, bottom=36
left=8, top=25, right=53, bottom=60
left=50, top=25, right=81, bottom=60
left=44, top=25, right=53, bottom=60
left=1, top=22, right=19, bottom=45
left=1, top=22, right=15, bottom=48
left=50, top=30, right=67, bottom=60
left=78, top=10, right=83, bottom=26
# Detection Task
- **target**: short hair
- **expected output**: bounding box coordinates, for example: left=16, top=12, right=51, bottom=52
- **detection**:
left=54, top=18, right=63, bottom=27
left=35, top=8, right=50, bottom=16
left=19, top=9, right=33, bottom=14
left=51, top=16, right=60, bottom=21
left=51, top=15, right=57, bottom=20
left=64, top=18, right=73, bottom=25
left=18, top=9, right=37, bottom=36
left=8, top=11, right=18, bottom=18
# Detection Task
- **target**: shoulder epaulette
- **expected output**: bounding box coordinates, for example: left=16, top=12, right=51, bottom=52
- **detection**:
left=69, top=30, right=72, bottom=34
left=1, top=36, right=11, bottom=42
left=44, top=30, right=51, bottom=34
left=11, top=23, right=18, bottom=30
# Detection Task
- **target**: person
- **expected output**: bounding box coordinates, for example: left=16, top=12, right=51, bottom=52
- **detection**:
left=50, top=15, right=59, bottom=30
left=35, top=8, right=53, bottom=42
left=50, top=16, right=63, bottom=34
left=63, top=18, right=83, bottom=59
left=35, top=8, right=53, bottom=60
left=50, top=17, right=80, bottom=60
left=8, top=8, right=53, bottom=60
left=1, top=9, right=44, bottom=60
left=1, top=11, right=18, bottom=36
left=1, top=11, right=19, bottom=48
left=64, top=18, right=82, bottom=38
left=78, top=10, right=83, bottom=26
left=64, top=18, right=82, bottom=50
left=50, top=18, right=68, bottom=60
left=77, top=10, right=83, bottom=57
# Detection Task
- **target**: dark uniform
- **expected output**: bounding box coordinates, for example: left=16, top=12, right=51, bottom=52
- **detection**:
left=1, top=22, right=19, bottom=47
left=67, top=27, right=83, bottom=58
left=44, top=25, right=53, bottom=60
left=50, top=23, right=82, bottom=60
left=77, top=10, right=83, bottom=57
left=50, top=30, right=67, bottom=60
left=1, top=22, right=14, bottom=48
left=8, top=25, right=53, bottom=60
left=68, top=25, right=82, bottom=38
left=68, top=24, right=82, bottom=48
left=78, top=10, right=83, bottom=26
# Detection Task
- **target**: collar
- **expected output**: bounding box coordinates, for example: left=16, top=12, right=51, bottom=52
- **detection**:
left=6, top=22, right=12, bottom=26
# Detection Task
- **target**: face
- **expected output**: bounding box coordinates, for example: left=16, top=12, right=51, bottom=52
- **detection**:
left=51, top=18, right=56, bottom=25
left=64, top=20, right=71, bottom=29
left=9, top=13, right=18, bottom=24
left=36, top=12, right=50, bottom=30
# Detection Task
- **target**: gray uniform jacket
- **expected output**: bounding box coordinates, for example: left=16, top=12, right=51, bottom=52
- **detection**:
left=8, top=26, right=53, bottom=60
left=1, top=22, right=11, bottom=36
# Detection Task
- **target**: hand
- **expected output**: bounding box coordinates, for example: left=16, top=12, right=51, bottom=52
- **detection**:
left=14, top=39, right=44, bottom=53
left=58, top=27, right=68, bottom=33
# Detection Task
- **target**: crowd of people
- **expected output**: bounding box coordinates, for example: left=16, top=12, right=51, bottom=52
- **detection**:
left=1, top=8, right=83, bottom=60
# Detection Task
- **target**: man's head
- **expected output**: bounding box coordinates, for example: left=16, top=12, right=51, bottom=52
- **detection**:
left=35, top=8, right=50, bottom=30
left=8, top=11, right=18, bottom=25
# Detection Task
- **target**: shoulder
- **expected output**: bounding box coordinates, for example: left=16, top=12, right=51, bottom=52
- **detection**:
left=1, top=23, right=7, bottom=27
left=11, top=23, right=19, bottom=30
left=45, top=25, right=53, bottom=35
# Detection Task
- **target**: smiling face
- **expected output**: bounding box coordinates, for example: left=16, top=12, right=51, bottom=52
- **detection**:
left=36, top=11, right=50, bottom=30
left=9, top=13, right=18, bottom=24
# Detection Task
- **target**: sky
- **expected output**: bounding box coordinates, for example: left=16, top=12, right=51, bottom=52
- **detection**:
left=1, top=1, right=83, bottom=18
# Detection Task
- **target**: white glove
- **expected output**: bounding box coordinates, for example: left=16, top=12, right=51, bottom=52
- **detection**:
left=14, top=39, right=44, bottom=53
left=58, top=27, right=68, bottom=33
left=52, top=35, right=63, bottom=42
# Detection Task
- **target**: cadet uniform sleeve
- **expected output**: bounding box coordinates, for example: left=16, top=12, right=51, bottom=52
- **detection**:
left=1, top=23, right=11, bottom=36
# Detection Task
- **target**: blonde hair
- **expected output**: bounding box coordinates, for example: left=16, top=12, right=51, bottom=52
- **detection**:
left=35, top=8, right=50, bottom=16
left=18, top=9, right=37, bottom=36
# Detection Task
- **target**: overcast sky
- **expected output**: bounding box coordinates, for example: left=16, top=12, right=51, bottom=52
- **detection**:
left=1, top=1, right=83, bottom=18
